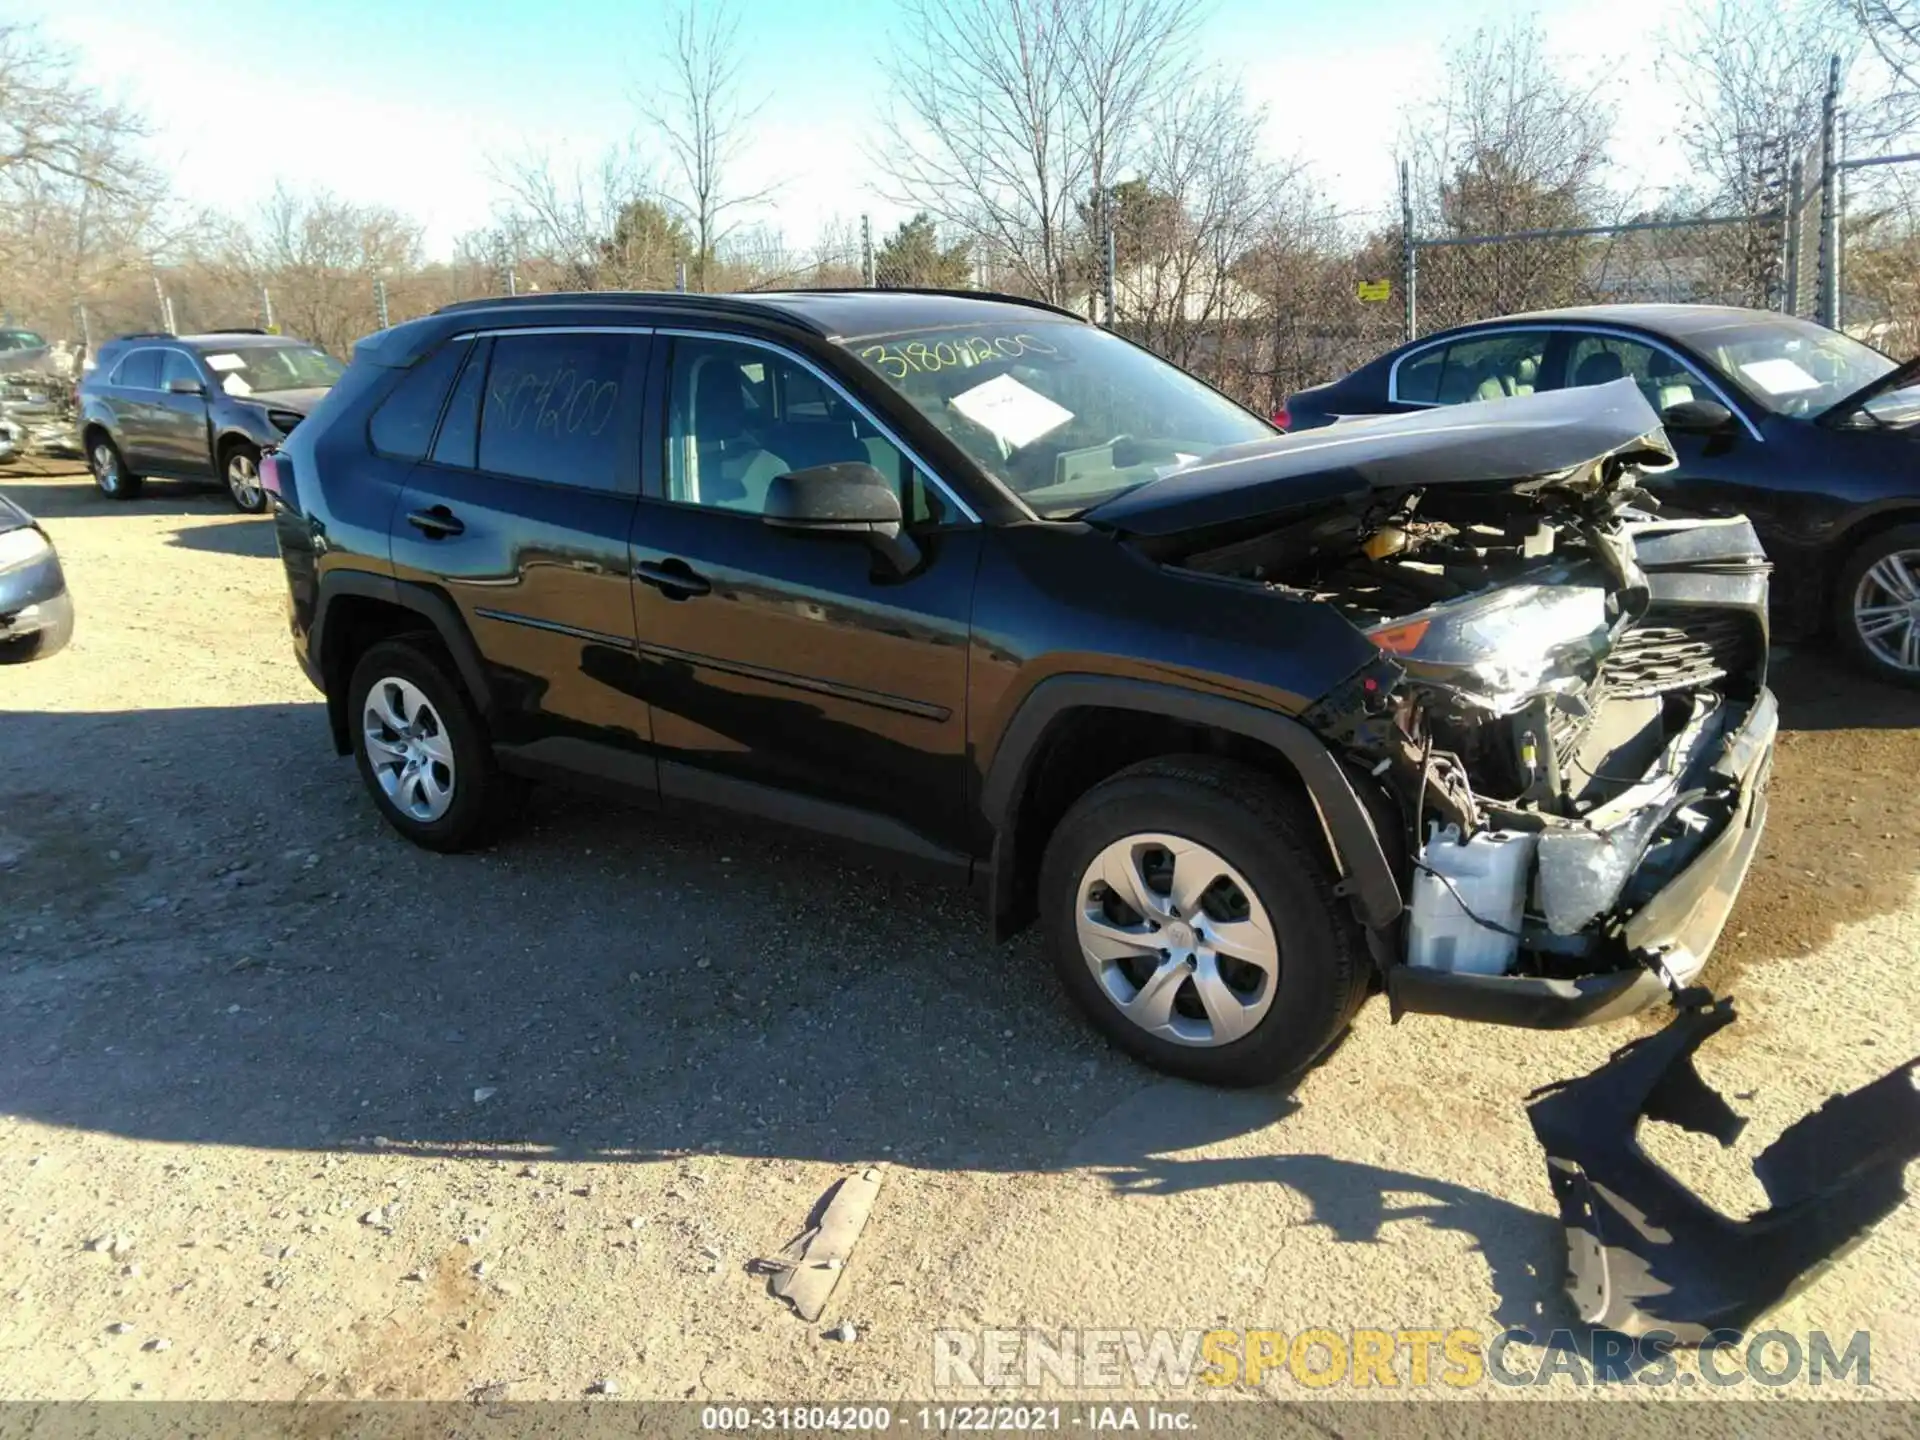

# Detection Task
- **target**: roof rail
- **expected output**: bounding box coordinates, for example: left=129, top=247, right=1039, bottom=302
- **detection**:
left=204, top=326, right=268, bottom=335
left=110, top=332, right=174, bottom=342
left=767, top=285, right=1086, bottom=321
left=433, top=290, right=789, bottom=319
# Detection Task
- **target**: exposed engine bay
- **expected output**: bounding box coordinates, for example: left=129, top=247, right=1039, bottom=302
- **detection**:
left=1161, top=400, right=1772, bottom=991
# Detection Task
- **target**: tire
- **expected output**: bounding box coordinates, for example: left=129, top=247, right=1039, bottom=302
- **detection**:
left=1833, top=524, right=1920, bottom=688
left=221, top=440, right=267, bottom=513
left=1038, top=756, right=1369, bottom=1088
left=88, top=434, right=143, bottom=501
left=346, top=638, right=523, bottom=852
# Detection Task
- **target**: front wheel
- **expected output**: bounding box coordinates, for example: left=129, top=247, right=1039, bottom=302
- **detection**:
left=89, top=436, right=143, bottom=501
left=1038, top=756, right=1369, bottom=1088
left=223, top=442, right=267, bottom=513
left=1834, top=524, right=1920, bottom=688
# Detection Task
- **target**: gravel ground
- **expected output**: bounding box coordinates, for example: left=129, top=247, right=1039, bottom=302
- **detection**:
left=1, top=460, right=1916, bottom=1405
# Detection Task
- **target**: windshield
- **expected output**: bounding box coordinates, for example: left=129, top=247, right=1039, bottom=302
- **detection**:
left=839, top=321, right=1272, bottom=515
left=1688, top=315, right=1909, bottom=419
left=201, top=343, right=344, bottom=396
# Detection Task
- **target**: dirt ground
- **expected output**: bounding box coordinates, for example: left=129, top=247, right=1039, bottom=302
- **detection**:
left=1, top=459, right=1917, bottom=1405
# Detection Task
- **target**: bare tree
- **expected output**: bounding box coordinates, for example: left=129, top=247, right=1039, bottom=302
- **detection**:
left=639, top=0, right=776, bottom=286
left=0, top=22, right=155, bottom=199
left=1400, top=21, right=1617, bottom=324
left=1846, top=2, right=1920, bottom=92
left=875, top=0, right=1199, bottom=304
left=1668, top=0, right=1843, bottom=211
left=487, top=143, right=679, bottom=289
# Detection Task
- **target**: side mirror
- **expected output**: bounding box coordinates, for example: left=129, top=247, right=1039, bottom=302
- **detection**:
left=167, top=376, right=206, bottom=396
left=1661, top=397, right=1734, bottom=434
left=762, top=462, right=920, bottom=574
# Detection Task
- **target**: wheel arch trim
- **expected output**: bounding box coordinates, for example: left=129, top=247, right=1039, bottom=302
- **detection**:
left=978, top=675, right=1404, bottom=935
left=311, top=572, right=494, bottom=753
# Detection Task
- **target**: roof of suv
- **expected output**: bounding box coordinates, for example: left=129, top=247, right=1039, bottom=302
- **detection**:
left=431, top=288, right=1087, bottom=340
left=100, top=330, right=297, bottom=350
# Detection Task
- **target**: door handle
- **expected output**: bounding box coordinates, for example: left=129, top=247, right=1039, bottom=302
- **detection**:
left=633, top=558, right=712, bottom=599
left=406, top=506, right=465, bottom=538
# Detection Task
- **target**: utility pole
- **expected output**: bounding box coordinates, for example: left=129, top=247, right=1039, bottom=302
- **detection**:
left=152, top=273, right=170, bottom=332
left=261, top=286, right=275, bottom=332
left=374, top=276, right=391, bottom=329
left=1818, top=53, right=1842, bottom=329
left=860, top=214, right=875, bottom=288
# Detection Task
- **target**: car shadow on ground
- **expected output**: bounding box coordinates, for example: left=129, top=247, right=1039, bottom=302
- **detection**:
left=1769, top=646, right=1918, bottom=730
left=0, top=465, right=227, bottom=521
left=167, top=517, right=275, bottom=557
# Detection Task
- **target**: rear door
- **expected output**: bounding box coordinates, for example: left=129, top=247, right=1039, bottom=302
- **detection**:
left=152, top=349, right=214, bottom=475
left=105, top=348, right=164, bottom=468
left=388, top=327, right=658, bottom=781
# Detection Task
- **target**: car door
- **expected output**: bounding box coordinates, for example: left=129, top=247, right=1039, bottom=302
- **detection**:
left=628, top=330, right=981, bottom=863
left=387, top=327, right=659, bottom=783
left=106, top=348, right=164, bottom=468
left=1553, top=330, right=1779, bottom=526
left=152, top=349, right=214, bottom=475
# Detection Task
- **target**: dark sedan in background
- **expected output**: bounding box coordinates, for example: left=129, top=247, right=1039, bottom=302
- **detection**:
left=0, top=491, right=73, bottom=663
left=1285, top=305, right=1920, bottom=686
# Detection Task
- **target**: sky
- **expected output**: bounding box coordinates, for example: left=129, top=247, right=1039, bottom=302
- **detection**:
left=28, top=0, right=1701, bottom=257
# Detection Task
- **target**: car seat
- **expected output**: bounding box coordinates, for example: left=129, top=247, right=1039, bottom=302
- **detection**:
left=1645, top=351, right=1696, bottom=412
left=1574, top=351, right=1626, bottom=388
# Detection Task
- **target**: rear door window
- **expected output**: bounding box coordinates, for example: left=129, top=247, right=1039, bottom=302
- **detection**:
left=1399, top=333, right=1549, bottom=405
left=369, top=340, right=470, bottom=459
left=475, top=332, right=642, bottom=492
left=113, top=349, right=162, bottom=391
left=430, top=339, right=491, bottom=470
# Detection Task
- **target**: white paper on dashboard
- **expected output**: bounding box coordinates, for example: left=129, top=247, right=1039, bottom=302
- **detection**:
left=1738, top=357, right=1821, bottom=394
left=948, top=373, right=1073, bottom=449
left=205, top=353, right=246, bottom=371
left=221, top=374, right=254, bottom=397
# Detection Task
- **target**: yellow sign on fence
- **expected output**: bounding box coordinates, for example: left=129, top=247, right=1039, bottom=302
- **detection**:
left=1356, top=279, right=1392, bottom=302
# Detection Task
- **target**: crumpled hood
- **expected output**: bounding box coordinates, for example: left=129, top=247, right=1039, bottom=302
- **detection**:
left=235, top=385, right=330, bottom=414
left=1085, top=379, right=1674, bottom=538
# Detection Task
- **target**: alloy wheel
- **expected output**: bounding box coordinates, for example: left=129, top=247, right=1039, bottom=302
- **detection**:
left=1074, top=832, right=1279, bottom=1048
left=227, top=451, right=263, bottom=509
left=92, top=442, right=120, bottom=494
left=362, top=676, right=457, bottom=822
left=1852, top=548, right=1920, bottom=674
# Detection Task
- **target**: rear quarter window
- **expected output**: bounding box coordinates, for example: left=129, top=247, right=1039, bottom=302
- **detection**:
left=368, top=340, right=471, bottom=459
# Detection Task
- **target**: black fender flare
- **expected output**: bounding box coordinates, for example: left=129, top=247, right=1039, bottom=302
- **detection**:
left=978, top=675, right=1404, bottom=937
left=311, top=572, right=494, bottom=752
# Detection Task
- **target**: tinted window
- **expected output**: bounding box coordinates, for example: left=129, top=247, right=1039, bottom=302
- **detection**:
left=668, top=337, right=940, bottom=521
left=476, top=332, right=634, bottom=490
left=161, top=351, right=202, bottom=390
left=1403, top=333, right=1549, bottom=405
left=369, top=340, right=470, bottom=459
left=431, top=338, right=490, bottom=470
left=114, top=349, right=162, bottom=390
left=1565, top=334, right=1706, bottom=414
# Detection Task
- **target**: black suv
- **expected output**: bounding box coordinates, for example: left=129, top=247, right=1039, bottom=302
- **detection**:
left=267, top=290, right=1778, bottom=1085
left=79, top=331, right=344, bottom=511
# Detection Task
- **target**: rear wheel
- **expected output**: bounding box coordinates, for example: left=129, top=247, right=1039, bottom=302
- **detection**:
left=1038, top=756, right=1369, bottom=1087
left=89, top=435, right=143, bottom=501
left=346, top=639, right=522, bottom=852
left=1835, top=525, right=1920, bottom=688
left=222, top=440, right=266, bottom=513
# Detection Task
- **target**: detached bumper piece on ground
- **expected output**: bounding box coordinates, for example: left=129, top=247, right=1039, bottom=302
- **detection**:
left=1527, top=996, right=1920, bottom=1342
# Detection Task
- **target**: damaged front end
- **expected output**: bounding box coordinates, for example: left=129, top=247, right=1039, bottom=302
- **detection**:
left=1527, top=998, right=1920, bottom=1340
left=1117, top=380, right=1778, bottom=1024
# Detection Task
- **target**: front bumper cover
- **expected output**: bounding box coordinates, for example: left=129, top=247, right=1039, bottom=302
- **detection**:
left=1526, top=997, right=1920, bottom=1341
left=1388, top=687, right=1776, bottom=1029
